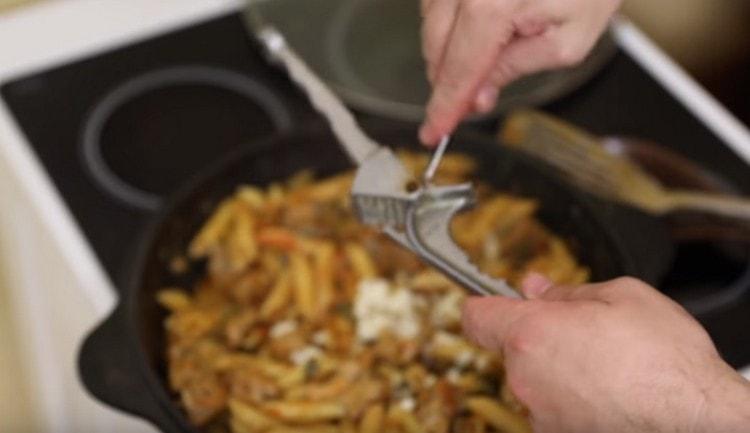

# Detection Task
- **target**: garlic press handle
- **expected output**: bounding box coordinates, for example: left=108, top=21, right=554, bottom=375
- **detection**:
left=405, top=187, right=522, bottom=298
left=255, top=26, right=380, bottom=165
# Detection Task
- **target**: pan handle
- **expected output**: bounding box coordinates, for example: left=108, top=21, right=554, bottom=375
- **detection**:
left=78, top=309, right=184, bottom=433
left=669, top=213, right=750, bottom=243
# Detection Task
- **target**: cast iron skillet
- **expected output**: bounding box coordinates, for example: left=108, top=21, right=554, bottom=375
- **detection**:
left=78, top=125, right=673, bottom=433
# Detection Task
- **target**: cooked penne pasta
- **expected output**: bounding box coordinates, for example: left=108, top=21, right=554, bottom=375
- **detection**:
left=263, top=400, right=347, bottom=423
left=466, top=397, right=532, bottom=433
left=344, top=243, right=377, bottom=280
left=188, top=199, right=235, bottom=258
left=290, top=252, right=316, bottom=320
left=359, top=403, right=385, bottom=433
left=229, top=399, right=276, bottom=431
left=160, top=151, right=588, bottom=432
left=387, top=406, right=424, bottom=433
left=260, top=273, right=292, bottom=320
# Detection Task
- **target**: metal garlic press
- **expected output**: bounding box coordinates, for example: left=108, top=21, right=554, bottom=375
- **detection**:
left=256, top=26, right=519, bottom=298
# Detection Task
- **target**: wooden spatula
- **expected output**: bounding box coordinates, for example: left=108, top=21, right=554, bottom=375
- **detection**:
left=501, top=110, right=750, bottom=221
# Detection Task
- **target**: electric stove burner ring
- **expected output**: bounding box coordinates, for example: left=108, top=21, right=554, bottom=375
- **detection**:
left=81, top=66, right=293, bottom=211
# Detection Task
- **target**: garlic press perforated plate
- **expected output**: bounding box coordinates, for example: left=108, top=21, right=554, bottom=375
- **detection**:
left=256, top=26, right=520, bottom=298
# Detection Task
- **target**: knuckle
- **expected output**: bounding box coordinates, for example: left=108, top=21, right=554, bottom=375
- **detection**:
left=612, top=276, right=642, bottom=287
left=600, top=276, right=651, bottom=300
left=463, top=0, right=497, bottom=17
left=506, top=331, right=531, bottom=354
left=612, top=276, right=649, bottom=292
left=505, top=313, right=546, bottom=354
left=462, top=0, right=485, bottom=14
left=435, top=70, right=463, bottom=91
left=490, top=61, right=519, bottom=86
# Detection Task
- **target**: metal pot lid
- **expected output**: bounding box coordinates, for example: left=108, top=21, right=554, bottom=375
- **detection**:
left=248, top=0, right=617, bottom=122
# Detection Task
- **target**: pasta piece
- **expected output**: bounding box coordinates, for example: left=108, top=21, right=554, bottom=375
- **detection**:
left=286, top=169, right=315, bottom=191
left=465, top=397, right=531, bottom=433
left=227, top=366, right=281, bottom=403
left=266, top=425, right=341, bottom=433
left=189, top=199, right=235, bottom=258
left=387, top=406, right=424, bottom=433
left=277, top=365, right=307, bottom=390
left=156, top=288, right=192, bottom=312
left=304, top=173, right=353, bottom=202
left=180, top=372, right=228, bottom=426
left=344, top=243, right=377, bottom=280
left=311, top=241, right=336, bottom=318
left=261, top=273, right=292, bottom=320
left=340, top=377, right=385, bottom=418
left=260, top=250, right=284, bottom=276
left=229, top=399, right=276, bottom=431
left=358, top=403, right=384, bottom=433
left=285, top=374, right=351, bottom=401
left=437, top=153, right=476, bottom=178
left=290, top=252, right=316, bottom=320
left=214, top=354, right=294, bottom=384
left=409, top=271, right=455, bottom=292
left=229, top=418, right=253, bottom=433
left=262, top=401, right=346, bottom=423
left=428, top=331, right=477, bottom=366
left=339, top=418, right=358, bottom=433
left=451, top=416, right=487, bottom=433
left=236, top=186, right=266, bottom=210
left=224, top=310, right=258, bottom=348
left=258, top=227, right=298, bottom=251
left=266, top=183, right=285, bottom=210
left=226, top=205, right=258, bottom=272
left=165, top=307, right=222, bottom=342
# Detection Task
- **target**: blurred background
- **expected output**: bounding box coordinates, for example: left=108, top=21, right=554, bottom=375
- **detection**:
left=622, top=0, right=750, bottom=124
left=0, top=0, right=748, bottom=120
left=0, top=0, right=748, bottom=431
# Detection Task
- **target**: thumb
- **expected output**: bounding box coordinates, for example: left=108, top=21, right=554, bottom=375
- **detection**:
left=461, top=296, right=531, bottom=352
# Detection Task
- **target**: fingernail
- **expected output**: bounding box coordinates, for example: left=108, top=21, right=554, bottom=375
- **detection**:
left=475, top=86, right=498, bottom=113
left=521, top=272, right=553, bottom=299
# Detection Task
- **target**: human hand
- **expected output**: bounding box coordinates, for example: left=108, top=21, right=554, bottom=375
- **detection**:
left=462, top=275, right=750, bottom=433
left=419, top=0, right=621, bottom=145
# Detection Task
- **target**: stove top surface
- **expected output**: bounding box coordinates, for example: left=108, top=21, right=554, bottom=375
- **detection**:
left=2, top=12, right=749, bottom=367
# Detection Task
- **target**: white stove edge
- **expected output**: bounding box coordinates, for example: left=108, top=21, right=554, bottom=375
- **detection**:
left=0, top=2, right=747, bottom=431
left=0, top=1, right=245, bottom=431
left=612, top=17, right=750, bottom=165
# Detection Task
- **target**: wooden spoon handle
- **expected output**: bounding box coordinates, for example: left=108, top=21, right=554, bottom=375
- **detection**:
left=666, top=191, right=750, bottom=221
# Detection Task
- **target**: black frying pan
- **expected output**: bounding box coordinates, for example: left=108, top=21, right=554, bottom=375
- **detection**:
left=78, top=124, right=673, bottom=432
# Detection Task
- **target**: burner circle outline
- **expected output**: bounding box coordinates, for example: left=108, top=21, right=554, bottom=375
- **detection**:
left=81, top=65, right=293, bottom=211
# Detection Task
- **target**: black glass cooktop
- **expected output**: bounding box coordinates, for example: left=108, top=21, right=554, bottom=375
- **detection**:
left=2, top=12, right=749, bottom=367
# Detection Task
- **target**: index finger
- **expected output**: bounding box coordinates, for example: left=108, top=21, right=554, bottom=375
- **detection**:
left=419, top=0, right=515, bottom=145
